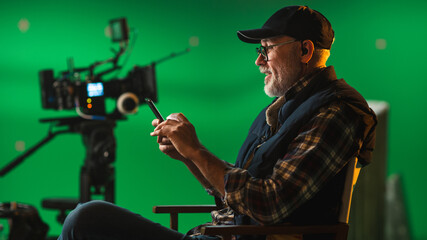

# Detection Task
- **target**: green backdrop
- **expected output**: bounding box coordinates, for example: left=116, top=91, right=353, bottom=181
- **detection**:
left=1, top=0, right=426, bottom=239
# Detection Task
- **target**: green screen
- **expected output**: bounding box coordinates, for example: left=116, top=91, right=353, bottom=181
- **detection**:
left=1, top=0, right=426, bottom=239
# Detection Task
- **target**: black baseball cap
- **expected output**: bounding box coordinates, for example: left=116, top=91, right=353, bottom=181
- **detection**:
left=237, top=6, right=334, bottom=49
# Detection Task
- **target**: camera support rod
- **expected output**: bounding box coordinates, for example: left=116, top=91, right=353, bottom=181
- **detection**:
left=153, top=48, right=191, bottom=65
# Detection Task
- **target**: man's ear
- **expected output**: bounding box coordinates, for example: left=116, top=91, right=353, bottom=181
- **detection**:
left=301, top=40, right=315, bottom=64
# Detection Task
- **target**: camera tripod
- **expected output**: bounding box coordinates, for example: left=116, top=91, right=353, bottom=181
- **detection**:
left=1, top=116, right=121, bottom=225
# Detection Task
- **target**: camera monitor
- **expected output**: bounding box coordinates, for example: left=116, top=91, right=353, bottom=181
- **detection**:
left=110, top=18, right=129, bottom=43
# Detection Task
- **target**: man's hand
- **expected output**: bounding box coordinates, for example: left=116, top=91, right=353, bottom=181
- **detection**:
left=151, top=112, right=228, bottom=195
left=150, top=113, right=202, bottom=161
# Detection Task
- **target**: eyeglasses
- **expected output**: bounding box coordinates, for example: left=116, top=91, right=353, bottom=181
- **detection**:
left=256, top=39, right=297, bottom=61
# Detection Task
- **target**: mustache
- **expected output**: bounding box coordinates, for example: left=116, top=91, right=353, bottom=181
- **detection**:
left=259, top=66, right=271, bottom=74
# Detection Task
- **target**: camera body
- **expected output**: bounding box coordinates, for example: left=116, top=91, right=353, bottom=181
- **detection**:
left=39, top=65, right=157, bottom=116
left=39, top=18, right=157, bottom=118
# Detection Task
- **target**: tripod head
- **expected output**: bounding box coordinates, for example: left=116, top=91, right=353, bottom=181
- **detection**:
left=39, top=116, right=119, bottom=199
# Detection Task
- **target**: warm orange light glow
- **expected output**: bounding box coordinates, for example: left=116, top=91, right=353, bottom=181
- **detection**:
left=18, top=18, right=30, bottom=33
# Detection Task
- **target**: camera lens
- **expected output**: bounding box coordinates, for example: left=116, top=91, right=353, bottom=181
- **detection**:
left=117, top=92, right=139, bottom=114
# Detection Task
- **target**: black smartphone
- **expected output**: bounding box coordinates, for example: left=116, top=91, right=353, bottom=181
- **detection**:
left=145, top=98, right=164, bottom=122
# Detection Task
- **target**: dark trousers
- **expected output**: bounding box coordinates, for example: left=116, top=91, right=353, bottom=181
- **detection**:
left=58, top=200, right=219, bottom=240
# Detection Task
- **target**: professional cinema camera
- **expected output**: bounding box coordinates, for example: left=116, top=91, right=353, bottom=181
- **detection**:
left=39, top=18, right=157, bottom=119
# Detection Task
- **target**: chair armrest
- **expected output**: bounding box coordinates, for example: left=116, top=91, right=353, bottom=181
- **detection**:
left=152, top=205, right=218, bottom=231
left=201, top=223, right=349, bottom=240
left=152, top=205, right=218, bottom=214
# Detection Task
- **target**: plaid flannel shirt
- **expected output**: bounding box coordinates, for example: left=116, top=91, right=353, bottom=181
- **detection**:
left=214, top=72, right=364, bottom=225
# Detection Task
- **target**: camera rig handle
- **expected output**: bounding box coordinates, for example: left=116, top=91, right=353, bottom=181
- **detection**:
left=0, top=127, right=71, bottom=177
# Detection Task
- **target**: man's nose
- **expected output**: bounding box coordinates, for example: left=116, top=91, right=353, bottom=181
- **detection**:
left=255, top=54, right=266, bottom=66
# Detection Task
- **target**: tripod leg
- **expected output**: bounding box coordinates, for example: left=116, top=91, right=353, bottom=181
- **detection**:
left=80, top=166, right=92, bottom=203
left=105, top=168, right=115, bottom=203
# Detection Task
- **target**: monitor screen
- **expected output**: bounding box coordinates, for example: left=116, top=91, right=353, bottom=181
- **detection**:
left=87, top=82, right=104, bottom=97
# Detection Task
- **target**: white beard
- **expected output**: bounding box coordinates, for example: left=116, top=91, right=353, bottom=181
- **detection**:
left=261, top=66, right=291, bottom=97
left=260, top=59, right=303, bottom=97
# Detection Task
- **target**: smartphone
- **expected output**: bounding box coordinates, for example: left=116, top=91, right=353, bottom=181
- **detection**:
left=145, top=98, right=164, bottom=122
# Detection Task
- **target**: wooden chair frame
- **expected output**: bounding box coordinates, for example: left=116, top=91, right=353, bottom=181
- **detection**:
left=153, top=158, right=360, bottom=240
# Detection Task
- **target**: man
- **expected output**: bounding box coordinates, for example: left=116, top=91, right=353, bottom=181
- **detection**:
left=58, top=5, right=377, bottom=240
